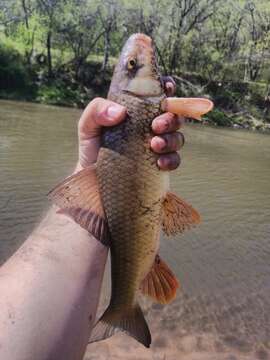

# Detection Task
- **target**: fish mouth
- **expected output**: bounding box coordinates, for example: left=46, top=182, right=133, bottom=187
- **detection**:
left=122, top=89, right=163, bottom=98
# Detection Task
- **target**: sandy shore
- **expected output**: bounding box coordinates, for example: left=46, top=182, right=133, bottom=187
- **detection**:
left=85, top=332, right=269, bottom=360
left=83, top=271, right=270, bottom=360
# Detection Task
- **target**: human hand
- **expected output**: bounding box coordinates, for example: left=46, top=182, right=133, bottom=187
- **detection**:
left=78, top=77, right=184, bottom=171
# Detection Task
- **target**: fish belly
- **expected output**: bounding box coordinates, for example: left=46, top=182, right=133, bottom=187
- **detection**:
left=97, top=143, right=166, bottom=310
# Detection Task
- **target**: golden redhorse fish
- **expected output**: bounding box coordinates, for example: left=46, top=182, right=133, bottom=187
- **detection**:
left=49, top=33, right=213, bottom=347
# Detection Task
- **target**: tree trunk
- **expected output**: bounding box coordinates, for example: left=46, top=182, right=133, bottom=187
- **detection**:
left=101, top=31, right=110, bottom=72
left=169, top=39, right=181, bottom=74
left=47, top=30, right=53, bottom=78
left=21, top=0, right=29, bottom=29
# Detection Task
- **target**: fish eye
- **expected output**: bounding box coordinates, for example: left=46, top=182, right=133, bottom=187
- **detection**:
left=127, top=58, right=137, bottom=70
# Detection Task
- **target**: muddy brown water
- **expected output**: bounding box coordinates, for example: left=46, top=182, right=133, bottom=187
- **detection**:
left=0, top=99, right=270, bottom=359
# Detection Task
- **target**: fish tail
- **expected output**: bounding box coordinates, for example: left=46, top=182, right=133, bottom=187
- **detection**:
left=89, top=303, right=151, bottom=348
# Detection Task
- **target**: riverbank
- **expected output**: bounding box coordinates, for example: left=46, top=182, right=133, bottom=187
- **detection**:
left=84, top=271, right=270, bottom=360
left=1, top=47, right=270, bottom=132
left=1, top=94, right=269, bottom=133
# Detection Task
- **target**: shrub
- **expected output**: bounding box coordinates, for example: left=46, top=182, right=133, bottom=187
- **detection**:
left=0, top=42, right=30, bottom=92
left=36, top=81, right=94, bottom=108
left=205, top=108, right=232, bottom=127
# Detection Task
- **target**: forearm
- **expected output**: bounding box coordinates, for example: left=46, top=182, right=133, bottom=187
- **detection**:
left=0, top=206, right=108, bottom=360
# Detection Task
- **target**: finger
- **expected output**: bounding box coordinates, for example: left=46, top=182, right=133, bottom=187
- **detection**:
left=79, top=97, right=126, bottom=140
left=151, top=132, right=185, bottom=154
left=78, top=98, right=126, bottom=167
left=157, top=153, right=181, bottom=171
left=162, top=76, right=176, bottom=96
left=152, top=113, right=184, bottom=134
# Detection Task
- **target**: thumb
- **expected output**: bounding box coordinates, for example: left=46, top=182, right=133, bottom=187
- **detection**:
left=78, top=97, right=126, bottom=168
left=79, top=97, right=126, bottom=140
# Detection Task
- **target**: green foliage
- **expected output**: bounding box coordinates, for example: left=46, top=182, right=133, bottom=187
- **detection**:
left=37, top=81, right=93, bottom=107
left=0, top=0, right=270, bottom=127
left=205, top=109, right=232, bottom=127
left=0, top=41, right=32, bottom=92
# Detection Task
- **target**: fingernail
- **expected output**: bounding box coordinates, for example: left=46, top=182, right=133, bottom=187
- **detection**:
left=166, top=83, right=174, bottom=94
left=157, top=158, right=162, bottom=168
left=157, top=157, right=167, bottom=169
left=152, top=136, right=166, bottom=150
left=158, top=118, right=169, bottom=132
left=107, top=104, right=125, bottom=120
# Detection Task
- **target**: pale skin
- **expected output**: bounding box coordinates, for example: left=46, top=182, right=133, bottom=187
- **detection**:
left=0, top=80, right=185, bottom=360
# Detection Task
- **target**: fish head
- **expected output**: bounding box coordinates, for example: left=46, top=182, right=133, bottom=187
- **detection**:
left=108, top=33, right=163, bottom=99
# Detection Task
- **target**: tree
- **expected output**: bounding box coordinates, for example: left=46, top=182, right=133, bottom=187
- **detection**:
left=98, top=0, right=118, bottom=72
left=56, top=0, right=104, bottom=79
left=243, top=1, right=270, bottom=81
left=161, top=0, right=222, bottom=73
left=36, top=0, right=64, bottom=77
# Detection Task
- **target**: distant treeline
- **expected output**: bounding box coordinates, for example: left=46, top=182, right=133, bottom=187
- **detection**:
left=0, top=0, right=270, bottom=129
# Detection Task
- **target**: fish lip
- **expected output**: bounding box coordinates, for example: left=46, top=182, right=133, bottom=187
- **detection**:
left=122, top=89, right=163, bottom=98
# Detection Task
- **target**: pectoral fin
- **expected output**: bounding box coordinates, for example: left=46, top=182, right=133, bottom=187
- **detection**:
left=162, top=192, right=201, bottom=236
left=47, top=166, right=110, bottom=246
left=140, top=255, right=179, bottom=304
left=162, top=97, right=213, bottom=120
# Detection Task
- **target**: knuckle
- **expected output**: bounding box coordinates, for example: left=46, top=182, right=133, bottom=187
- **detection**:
left=90, top=97, right=103, bottom=108
left=91, top=97, right=110, bottom=115
left=163, top=113, right=175, bottom=130
left=174, top=133, right=182, bottom=149
left=152, top=113, right=173, bottom=133
left=158, top=152, right=181, bottom=170
left=87, top=97, right=104, bottom=120
left=164, top=114, right=181, bottom=132
left=164, top=132, right=183, bottom=151
left=174, top=116, right=183, bottom=129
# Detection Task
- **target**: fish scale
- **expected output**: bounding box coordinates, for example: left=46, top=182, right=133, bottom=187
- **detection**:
left=97, top=95, right=166, bottom=310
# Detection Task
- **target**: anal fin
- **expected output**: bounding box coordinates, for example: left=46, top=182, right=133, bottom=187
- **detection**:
left=162, top=191, right=201, bottom=236
left=47, top=166, right=110, bottom=246
left=140, top=255, right=179, bottom=304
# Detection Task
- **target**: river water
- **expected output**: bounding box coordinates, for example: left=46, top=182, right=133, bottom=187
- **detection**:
left=1, top=99, right=270, bottom=359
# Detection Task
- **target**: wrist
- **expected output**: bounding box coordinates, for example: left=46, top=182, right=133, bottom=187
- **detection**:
left=74, top=162, right=83, bottom=173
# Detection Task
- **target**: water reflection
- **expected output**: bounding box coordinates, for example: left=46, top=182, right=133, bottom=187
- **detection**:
left=0, top=100, right=270, bottom=358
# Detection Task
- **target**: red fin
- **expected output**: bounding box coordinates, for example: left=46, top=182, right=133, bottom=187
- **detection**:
left=90, top=303, right=151, bottom=348
left=162, top=192, right=201, bottom=236
left=140, top=255, right=179, bottom=304
left=48, top=166, right=110, bottom=246
left=162, top=97, right=214, bottom=120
